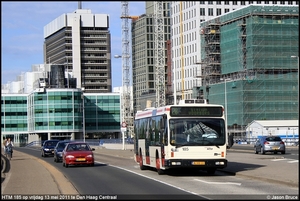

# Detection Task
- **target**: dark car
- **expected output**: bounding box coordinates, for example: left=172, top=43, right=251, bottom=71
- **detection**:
left=54, top=140, right=71, bottom=162
left=254, top=136, right=285, bottom=154
left=62, top=142, right=95, bottom=167
left=41, top=140, right=59, bottom=157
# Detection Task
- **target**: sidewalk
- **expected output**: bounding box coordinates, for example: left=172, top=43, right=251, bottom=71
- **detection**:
left=1, top=150, right=78, bottom=195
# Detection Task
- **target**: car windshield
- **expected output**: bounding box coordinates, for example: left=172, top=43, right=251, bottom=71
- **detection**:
left=57, top=142, right=68, bottom=149
left=67, top=144, right=90, bottom=151
left=45, top=141, right=58, bottom=146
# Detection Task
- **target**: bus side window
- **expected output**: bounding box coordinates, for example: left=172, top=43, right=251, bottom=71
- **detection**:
left=162, top=116, right=168, bottom=145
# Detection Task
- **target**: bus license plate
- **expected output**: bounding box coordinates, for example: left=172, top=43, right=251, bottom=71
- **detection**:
left=193, top=161, right=205, bottom=165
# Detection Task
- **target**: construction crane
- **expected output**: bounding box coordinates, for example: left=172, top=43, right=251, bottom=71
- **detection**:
left=118, top=1, right=139, bottom=141
left=118, top=2, right=164, bottom=142
left=154, top=1, right=166, bottom=107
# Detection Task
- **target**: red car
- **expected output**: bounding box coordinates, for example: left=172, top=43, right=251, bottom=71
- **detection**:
left=62, top=142, right=95, bottom=167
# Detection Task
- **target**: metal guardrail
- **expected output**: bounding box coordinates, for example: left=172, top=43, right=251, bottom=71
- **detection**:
left=234, top=137, right=299, bottom=146
left=24, top=139, right=134, bottom=148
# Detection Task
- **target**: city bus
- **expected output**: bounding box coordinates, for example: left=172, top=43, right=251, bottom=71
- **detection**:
left=133, top=99, right=228, bottom=175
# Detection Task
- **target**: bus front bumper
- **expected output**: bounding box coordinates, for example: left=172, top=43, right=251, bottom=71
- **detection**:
left=164, top=159, right=227, bottom=169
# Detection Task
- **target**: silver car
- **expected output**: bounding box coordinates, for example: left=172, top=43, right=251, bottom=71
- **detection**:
left=254, top=136, right=285, bottom=154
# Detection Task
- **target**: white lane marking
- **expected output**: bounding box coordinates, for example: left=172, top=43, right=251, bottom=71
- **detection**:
left=194, top=179, right=241, bottom=186
left=271, top=158, right=298, bottom=163
left=271, top=158, right=288, bottom=161
left=95, top=160, right=203, bottom=197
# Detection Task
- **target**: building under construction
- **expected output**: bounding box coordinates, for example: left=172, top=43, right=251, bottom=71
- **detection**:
left=196, top=5, right=299, bottom=139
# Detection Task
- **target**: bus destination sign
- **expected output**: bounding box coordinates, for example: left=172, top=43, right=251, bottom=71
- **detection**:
left=170, top=106, right=223, bottom=117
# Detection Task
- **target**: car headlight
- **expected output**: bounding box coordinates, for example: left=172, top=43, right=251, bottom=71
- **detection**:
left=86, top=154, right=93, bottom=158
left=66, top=155, right=75, bottom=159
left=44, top=148, right=50, bottom=151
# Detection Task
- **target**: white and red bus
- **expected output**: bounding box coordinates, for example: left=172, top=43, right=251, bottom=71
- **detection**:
left=133, top=99, right=228, bottom=175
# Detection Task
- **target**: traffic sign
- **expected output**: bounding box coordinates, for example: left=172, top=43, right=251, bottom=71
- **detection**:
left=121, top=122, right=127, bottom=128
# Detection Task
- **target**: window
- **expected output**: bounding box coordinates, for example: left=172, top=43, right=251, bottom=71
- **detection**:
left=200, top=8, right=205, bottom=16
left=208, top=8, right=213, bottom=16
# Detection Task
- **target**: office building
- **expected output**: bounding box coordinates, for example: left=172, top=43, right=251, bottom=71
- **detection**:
left=1, top=89, right=121, bottom=146
left=44, top=8, right=112, bottom=93
left=131, top=2, right=172, bottom=112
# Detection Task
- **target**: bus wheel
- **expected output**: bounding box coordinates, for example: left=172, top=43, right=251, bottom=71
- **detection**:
left=156, top=157, right=164, bottom=175
left=139, top=152, right=146, bottom=170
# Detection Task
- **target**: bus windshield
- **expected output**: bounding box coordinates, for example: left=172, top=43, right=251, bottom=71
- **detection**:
left=169, top=118, right=226, bottom=147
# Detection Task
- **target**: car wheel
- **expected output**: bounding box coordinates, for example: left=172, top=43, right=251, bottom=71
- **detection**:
left=254, top=147, right=258, bottom=154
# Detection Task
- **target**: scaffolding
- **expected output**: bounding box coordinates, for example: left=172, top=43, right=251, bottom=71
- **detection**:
left=199, top=5, right=299, bottom=139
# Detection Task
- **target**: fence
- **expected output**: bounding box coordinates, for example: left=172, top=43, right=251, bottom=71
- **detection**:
left=235, top=137, right=299, bottom=146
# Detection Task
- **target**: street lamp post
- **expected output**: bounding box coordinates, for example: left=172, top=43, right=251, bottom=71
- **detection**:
left=114, top=54, right=126, bottom=150
left=81, top=88, right=85, bottom=142
left=291, top=55, right=299, bottom=111
left=220, top=78, right=231, bottom=133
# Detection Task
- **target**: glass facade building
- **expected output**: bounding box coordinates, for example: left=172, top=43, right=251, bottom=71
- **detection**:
left=1, top=89, right=121, bottom=146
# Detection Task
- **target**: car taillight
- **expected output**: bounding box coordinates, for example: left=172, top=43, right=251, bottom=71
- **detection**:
left=280, top=141, right=285, bottom=145
left=264, top=141, right=269, bottom=145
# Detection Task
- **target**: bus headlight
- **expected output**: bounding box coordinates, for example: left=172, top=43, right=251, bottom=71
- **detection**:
left=171, top=162, right=181, bottom=165
left=215, top=161, right=225, bottom=165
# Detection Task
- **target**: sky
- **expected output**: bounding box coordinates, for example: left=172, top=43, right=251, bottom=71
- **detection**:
left=1, top=1, right=145, bottom=88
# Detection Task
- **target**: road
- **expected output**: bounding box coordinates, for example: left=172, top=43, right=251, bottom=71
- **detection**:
left=10, top=145, right=298, bottom=200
